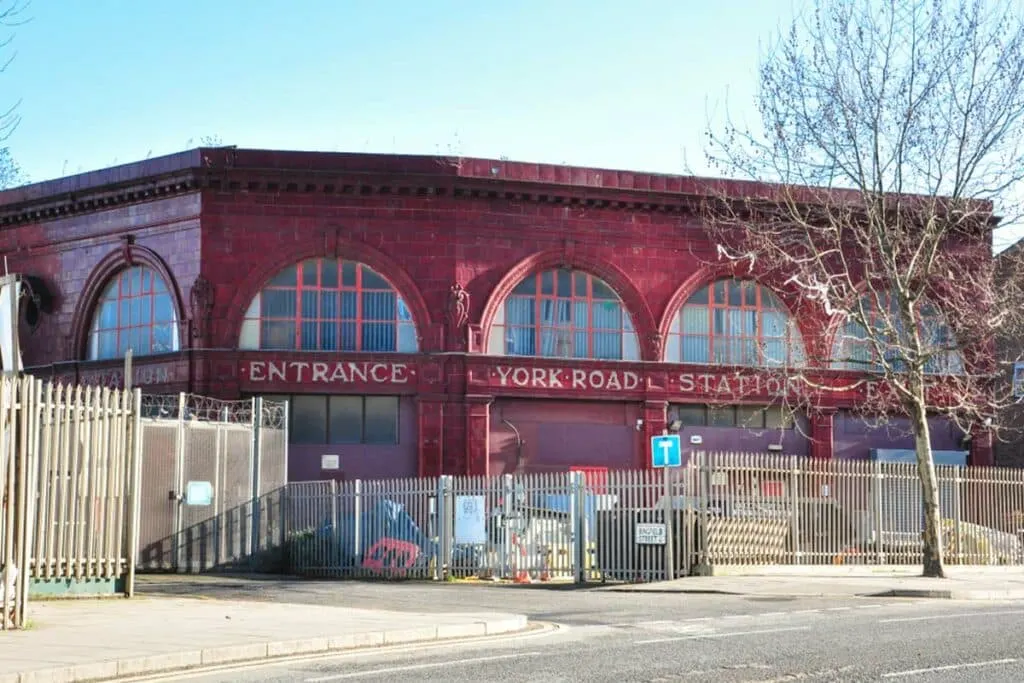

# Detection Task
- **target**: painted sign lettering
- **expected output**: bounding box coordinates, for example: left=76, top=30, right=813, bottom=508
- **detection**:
left=78, top=363, right=176, bottom=389
left=495, top=366, right=641, bottom=391
left=245, top=360, right=412, bottom=386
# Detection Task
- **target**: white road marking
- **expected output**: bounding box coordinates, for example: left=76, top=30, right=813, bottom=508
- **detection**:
left=305, top=652, right=544, bottom=681
left=879, top=609, right=1024, bottom=623
left=635, top=626, right=810, bottom=645
left=881, top=658, right=1018, bottom=678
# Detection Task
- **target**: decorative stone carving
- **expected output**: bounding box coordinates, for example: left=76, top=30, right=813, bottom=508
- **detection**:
left=446, top=282, right=470, bottom=351
left=121, top=235, right=136, bottom=265
left=190, top=275, right=215, bottom=342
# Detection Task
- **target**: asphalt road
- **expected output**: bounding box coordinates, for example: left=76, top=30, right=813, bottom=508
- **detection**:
left=136, top=577, right=1024, bottom=682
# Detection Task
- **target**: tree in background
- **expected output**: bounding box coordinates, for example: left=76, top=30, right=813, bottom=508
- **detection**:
left=0, top=1, right=27, bottom=188
left=703, top=0, right=1024, bottom=577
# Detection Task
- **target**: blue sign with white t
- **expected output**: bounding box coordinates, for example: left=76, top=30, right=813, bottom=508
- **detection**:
left=651, top=434, right=682, bottom=468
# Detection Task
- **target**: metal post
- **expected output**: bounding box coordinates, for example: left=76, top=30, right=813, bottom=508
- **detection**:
left=872, top=460, right=884, bottom=565
left=353, top=479, right=363, bottom=562
left=126, top=388, right=143, bottom=596
left=953, top=467, right=963, bottom=565
left=789, top=457, right=801, bottom=565
left=172, top=392, right=186, bottom=571
left=436, top=476, right=453, bottom=581
left=663, top=465, right=675, bottom=581
left=569, top=471, right=582, bottom=583
left=250, top=397, right=264, bottom=566
left=329, top=478, right=338, bottom=572
left=502, top=474, right=514, bottom=580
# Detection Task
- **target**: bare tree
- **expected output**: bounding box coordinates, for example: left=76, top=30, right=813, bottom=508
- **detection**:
left=0, top=1, right=28, bottom=188
left=702, top=0, right=1024, bottom=577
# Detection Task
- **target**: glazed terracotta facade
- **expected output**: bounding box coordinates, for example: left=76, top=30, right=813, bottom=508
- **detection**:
left=0, top=148, right=993, bottom=481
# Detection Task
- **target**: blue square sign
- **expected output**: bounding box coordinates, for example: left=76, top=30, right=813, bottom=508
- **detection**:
left=651, top=434, right=682, bottom=468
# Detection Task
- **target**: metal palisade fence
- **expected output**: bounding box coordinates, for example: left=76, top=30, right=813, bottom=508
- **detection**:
left=284, top=452, right=1024, bottom=582
left=2, top=377, right=143, bottom=630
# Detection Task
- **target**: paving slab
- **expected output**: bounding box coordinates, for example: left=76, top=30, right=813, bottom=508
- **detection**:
left=599, top=568, right=1024, bottom=600
left=0, top=596, right=528, bottom=683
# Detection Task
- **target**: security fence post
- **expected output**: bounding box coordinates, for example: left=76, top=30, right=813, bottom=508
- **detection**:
left=436, top=475, right=453, bottom=581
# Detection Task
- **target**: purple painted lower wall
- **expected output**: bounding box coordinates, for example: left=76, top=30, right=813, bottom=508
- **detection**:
left=286, top=397, right=418, bottom=482
left=489, top=399, right=641, bottom=474
left=832, top=410, right=965, bottom=460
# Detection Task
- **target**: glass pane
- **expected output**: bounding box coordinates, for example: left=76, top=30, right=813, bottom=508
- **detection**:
left=340, top=322, right=357, bottom=351
left=745, top=282, right=757, bottom=306
left=573, top=331, right=588, bottom=358
left=301, top=290, right=318, bottom=318
left=364, top=396, right=399, bottom=445
left=557, top=269, right=572, bottom=296
left=291, top=396, right=328, bottom=444
left=262, top=289, right=295, bottom=318
left=363, top=291, right=396, bottom=321
left=261, top=320, right=295, bottom=350
left=682, top=306, right=708, bottom=334
left=360, top=266, right=390, bottom=289
left=512, top=276, right=536, bottom=295
left=300, top=321, right=319, bottom=350
left=672, top=405, right=706, bottom=427
left=592, top=301, right=620, bottom=329
left=269, top=265, right=297, bottom=287
left=397, top=322, right=418, bottom=352
left=341, top=291, right=357, bottom=319
left=320, top=291, right=339, bottom=319
left=328, top=396, right=362, bottom=444
left=321, top=260, right=339, bottom=288
left=688, top=286, right=708, bottom=305
left=622, top=331, right=640, bottom=361
left=682, top=335, right=708, bottom=363
left=152, top=273, right=168, bottom=293
left=728, top=280, right=742, bottom=306
left=708, top=406, right=735, bottom=426
left=342, top=261, right=357, bottom=287
left=592, top=278, right=616, bottom=301
left=362, top=322, right=395, bottom=351
left=507, top=297, right=534, bottom=325
left=397, top=298, right=413, bottom=322
left=320, top=321, right=339, bottom=350
left=99, top=301, right=118, bottom=329
left=737, top=405, right=765, bottom=428
left=574, top=271, right=587, bottom=296
left=153, top=324, right=176, bottom=353
left=540, top=270, right=554, bottom=295
left=593, top=331, right=621, bottom=360
left=301, top=259, right=319, bottom=286
left=713, top=280, right=726, bottom=304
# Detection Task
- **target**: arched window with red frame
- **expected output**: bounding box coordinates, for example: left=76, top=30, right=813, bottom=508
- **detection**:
left=486, top=268, right=640, bottom=360
left=829, top=291, right=963, bottom=374
left=239, top=258, right=418, bottom=352
left=87, top=266, right=180, bottom=360
left=665, top=278, right=806, bottom=367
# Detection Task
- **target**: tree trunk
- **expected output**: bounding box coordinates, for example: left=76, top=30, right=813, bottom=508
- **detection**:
left=909, top=400, right=945, bottom=578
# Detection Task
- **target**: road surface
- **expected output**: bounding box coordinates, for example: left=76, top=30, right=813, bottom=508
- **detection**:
left=135, top=577, right=1024, bottom=682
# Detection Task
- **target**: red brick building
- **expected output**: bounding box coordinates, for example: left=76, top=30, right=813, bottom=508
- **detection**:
left=1, top=148, right=992, bottom=481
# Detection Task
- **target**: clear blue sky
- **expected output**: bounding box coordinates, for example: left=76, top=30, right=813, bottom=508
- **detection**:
left=2, top=0, right=1020, bottom=248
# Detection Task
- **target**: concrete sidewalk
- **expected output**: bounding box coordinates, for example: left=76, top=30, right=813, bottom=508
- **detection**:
left=599, top=567, right=1024, bottom=600
left=0, top=597, right=528, bottom=683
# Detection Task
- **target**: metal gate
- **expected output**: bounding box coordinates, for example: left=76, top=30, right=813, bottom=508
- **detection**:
left=136, top=394, right=287, bottom=573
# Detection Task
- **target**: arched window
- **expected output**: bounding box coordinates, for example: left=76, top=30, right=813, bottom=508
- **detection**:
left=830, top=292, right=963, bottom=374
left=486, top=268, right=640, bottom=360
left=239, top=258, right=418, bottom=352
left=87, top=266, right=180, bottom=360
left=666, top=279, right=805, bottom=367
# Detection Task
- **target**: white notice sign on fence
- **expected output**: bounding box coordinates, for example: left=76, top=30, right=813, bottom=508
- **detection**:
left=635, top=523, right=667, bottom=545
left=455, top=495, right=487, bottom=544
